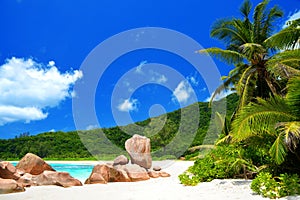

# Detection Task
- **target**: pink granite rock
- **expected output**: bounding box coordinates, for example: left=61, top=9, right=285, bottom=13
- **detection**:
left=35, top=170, right=82, bottom=187
left=0, top=178, right=25, bottom=194
left=122, top=164, right=150, bottom=182
left=125, top=134, right=152, bottom=169
left=16, top=153, right=55, bottom=175
left=0, top=161, right=20, bottom=180
left=113, top=155, right=129, bottom=166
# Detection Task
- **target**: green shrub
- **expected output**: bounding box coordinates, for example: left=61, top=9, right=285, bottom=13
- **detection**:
left=251, top=172, right=300, bottom=199
left=179, top=145, right=256, bottom=185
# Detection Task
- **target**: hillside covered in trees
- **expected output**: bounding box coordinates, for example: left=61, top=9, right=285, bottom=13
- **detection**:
left=0, top=94, right=238, bottom=160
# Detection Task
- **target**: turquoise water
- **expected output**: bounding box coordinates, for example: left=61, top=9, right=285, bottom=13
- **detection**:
left=49, top=163, right=93, bottom=182
left=10, top=162, right=94, bottom=182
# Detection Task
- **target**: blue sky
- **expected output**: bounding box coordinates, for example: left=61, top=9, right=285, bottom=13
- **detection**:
left=0, top=0, right=299, bottom=139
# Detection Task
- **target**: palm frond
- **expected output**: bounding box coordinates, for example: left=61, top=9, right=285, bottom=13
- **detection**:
left=240, top=0, right=252, bottom=19
left=215, top=112, right=225, bottom=129
left=210, top=19, right=248, bottom=45
left=268, top=64, right=300, bottom=80
left=236, top=68, right=255, bottom=109
left=231, top=19, right=253, bottom=45
left=268, top=49, right=300, bottom=70
left=232, top=95, right=296, bottom=141
left=276, top=122, right=300, bottom=152
left=253, top=0, right=269, bottom=42
left=261, top=5, right=283, bottom=39
left=286, top=76, right=300, bottom=116
left=235, top=65, right=255, bottom=95
left=269, top=133, right=287, bottom=165
left=265, top=19, right=300, bottom=50
left=198, top=48, right=245, bottom=65
left=216, top=135, right=232, bottom=145
left=208, top=72, right=238, bottom=105
left=228, top=63, right=249, bottom=77
left=266, top=50, right=300, bottom=84
left=215, top=112, right=231, bottom=136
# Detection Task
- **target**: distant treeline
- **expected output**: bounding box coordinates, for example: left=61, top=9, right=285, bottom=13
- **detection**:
left=0, top=94, right=238, bottom=160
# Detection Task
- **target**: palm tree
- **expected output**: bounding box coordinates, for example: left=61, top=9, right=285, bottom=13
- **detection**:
left=199, top=0, right=299, bottom=109
left=231, top=76, right=300, bottom=164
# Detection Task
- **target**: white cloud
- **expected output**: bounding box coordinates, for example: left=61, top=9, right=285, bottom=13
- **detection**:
left=283, top=10, right=300, bottom=28
left=172, top=81, right=193, bottom=104
left=49, top=129, right=55, bottom=132
left=151, top=73, right=167, bottom=84
left=86, top=124, right=99, bottom=130
left=0, top=57, right=83, bottom=125
left=0, top=106, right=47, bottom=124
left=48, top=60, right=55, bottom=67
left=117, top=98, right=138, bottom=112
left=135, top=60, right=147, bottom=74
left=187, top=76, right=199, bottom=86
left=205, top=90, right=235, bottom=102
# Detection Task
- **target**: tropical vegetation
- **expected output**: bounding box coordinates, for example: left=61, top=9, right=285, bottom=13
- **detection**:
left=251, top=172, right=300, bottom=198
left=180, top=0, right=300, bottom=198
left=1, top=0, right=299, bottom=198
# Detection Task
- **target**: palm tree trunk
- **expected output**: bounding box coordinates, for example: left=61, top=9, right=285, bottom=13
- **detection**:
left=265, top=76, right=278, bottom=95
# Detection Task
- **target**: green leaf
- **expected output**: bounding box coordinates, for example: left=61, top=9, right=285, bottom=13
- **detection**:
left=286, top=76, right=300, bottom=116
left=269, top=133, right=287, bottom=165
left=232, top=95, right=296, bottom=141
left=265, top=19, right=300, bottom=50
left=198, top=48, right=245, bottom=65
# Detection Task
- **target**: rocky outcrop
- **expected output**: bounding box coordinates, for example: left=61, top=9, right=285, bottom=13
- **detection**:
left=153, top=166, right=161, bottom=171
left=16, top=153, right=55, bottom=175
left=148, top=170, right=160, bottom=178
left=147, top=170, right=170, bottom=178
left=125, top=134, right=152, bottom=169
left=17, top=173, right=36, bottom=187
left=113, top=155, right=129, bottom=166
left=85, top=164, right=131, bottom=184
left=16, top=170, right=82, bottom=188
left=0, top=153, right=84, bottom=194
left=85, top=161, right=170, bottom=184
left=85, top=164, right=110, bottom=184
left=34, top=171, right=82, bottom=187
left=159, top=171, right=171, bottom=177
left=85, top=133, right=171, bottom=185
left=122, top=164, right=150, bottom=182
left=111, top=167, right=131, bottom=182
left=0, top=161, right=20, bottom=180
left=0, top=178, right=25, bottom=194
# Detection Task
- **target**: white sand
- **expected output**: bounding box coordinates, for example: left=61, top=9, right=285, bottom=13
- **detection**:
left=1, top=161, right=299, bottom=200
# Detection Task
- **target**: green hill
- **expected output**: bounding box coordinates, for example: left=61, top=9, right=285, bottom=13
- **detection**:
left=0, top=94, right=238, bottom=160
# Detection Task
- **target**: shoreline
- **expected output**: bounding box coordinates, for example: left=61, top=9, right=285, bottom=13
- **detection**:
left=9, top=160, right=101, bottom=164
left=9, top=159, right=183, bottom=167
left=0, top=161, right=273, bottom=200
left=6, top=160, right=300, bottom=199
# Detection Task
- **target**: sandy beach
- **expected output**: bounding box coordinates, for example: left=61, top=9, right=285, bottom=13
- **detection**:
left=1, top=161, right=299, bottom=200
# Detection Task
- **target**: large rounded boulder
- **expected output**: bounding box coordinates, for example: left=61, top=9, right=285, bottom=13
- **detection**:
left=0, top=161, right=20, bottom=180
left=16, top=153, right=55, bottom=175
left=125, top=134, right=152, bottom=169
left=0, top=178, right=25, bottom=194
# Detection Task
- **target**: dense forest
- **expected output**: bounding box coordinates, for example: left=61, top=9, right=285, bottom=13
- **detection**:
left=0, top=94, right=238, bottom=160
